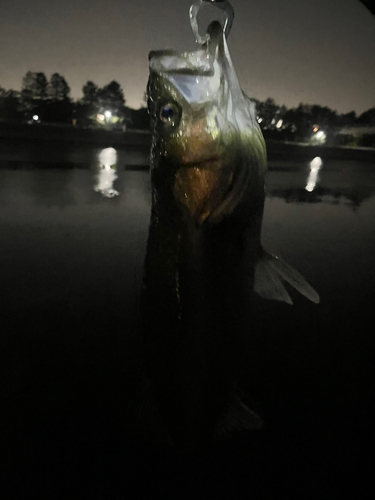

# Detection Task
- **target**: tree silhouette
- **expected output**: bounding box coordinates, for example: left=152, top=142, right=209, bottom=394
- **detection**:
left=48, top=73, right=70, bottom=101
left=21, top=71, right=48, bottom=101
left=19, top=71, right=48, bottom=118
left=0, top=87, right=21, bottom=122
left=78, top=80, right=127, bottom=127
left=310, top=105, right=337, bottom=129
left=337, top=111, right=357, bottom=128
left=98, top=81, right=125, bottom=113
left=256, top=98, right=280, bottom=129
left=82, top=81, right=99, bottom=106
left=357, top=107, right=375, bottom=125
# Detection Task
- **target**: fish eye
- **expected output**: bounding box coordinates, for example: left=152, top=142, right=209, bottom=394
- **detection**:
left=159, top=102, right=180, bottom=125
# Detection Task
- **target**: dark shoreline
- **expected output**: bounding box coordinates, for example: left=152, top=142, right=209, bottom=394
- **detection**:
left=1, top=121, right=375, bottom=162
left=266, top=139, right=375, bottom=161
left=0, top=121, right=151, bottom=148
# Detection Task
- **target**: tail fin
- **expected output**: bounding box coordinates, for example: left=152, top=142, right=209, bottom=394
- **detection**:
left=254, top=249, right=319, bottom=305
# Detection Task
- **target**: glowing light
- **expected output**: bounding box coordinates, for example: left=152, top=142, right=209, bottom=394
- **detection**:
left=257, top=117, right=263, bottom=123
left=32, top=115, right=39, bottom=121
left=313, top=126, right=319, bottom=133
left=311, top=130, right=326, bottom=145
left=104, top=110, right=112, bottom=119
left=97, top=114, right=105, bottom=121
left=276, top=119, right=283, bottom=129
left=305, top=156, right=323, bottom=192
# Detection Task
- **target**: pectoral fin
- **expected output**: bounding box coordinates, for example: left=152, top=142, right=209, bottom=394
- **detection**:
left=254, top=249, right=320, bottom=304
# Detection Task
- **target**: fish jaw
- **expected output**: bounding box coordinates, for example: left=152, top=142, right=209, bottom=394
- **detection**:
left=147, top=23, right=267, bottom=224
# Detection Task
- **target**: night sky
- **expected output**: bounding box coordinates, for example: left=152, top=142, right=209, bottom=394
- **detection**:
left=1, top=0, right=374, bottom=113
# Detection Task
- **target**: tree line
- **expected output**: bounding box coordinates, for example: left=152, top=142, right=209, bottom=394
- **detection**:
left=0, top=71, right=149, bottom=130
left=1, top=71, right=374, bottom=145
left=252, top=98, right=375, bottom=147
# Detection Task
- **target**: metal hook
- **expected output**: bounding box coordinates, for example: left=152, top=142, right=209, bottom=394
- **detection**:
left=189, top=0, right=235, bottom=45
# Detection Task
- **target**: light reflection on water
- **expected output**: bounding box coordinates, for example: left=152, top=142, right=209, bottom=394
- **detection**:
left=94, top=147, right=119, bottom=198
left=0, top=147, right=374, bottom=310
left=0, top=145, right=152, bottom=308
left=1, top=143, right=374, bottom=495
left=305, top=156, right=322, bottom=192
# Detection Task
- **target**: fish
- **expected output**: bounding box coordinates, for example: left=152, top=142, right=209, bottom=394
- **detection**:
left=139, top=20, right=319, bottom=450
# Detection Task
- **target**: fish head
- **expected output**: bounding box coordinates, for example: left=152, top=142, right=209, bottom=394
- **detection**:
left=148, top=21, right=266, bottom=223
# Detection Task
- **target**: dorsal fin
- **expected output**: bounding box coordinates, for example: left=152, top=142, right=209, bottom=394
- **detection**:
left=254, top=249, right=320, bottom=304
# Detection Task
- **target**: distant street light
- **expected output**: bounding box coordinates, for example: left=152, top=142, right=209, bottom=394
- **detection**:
left=104, top=110, right=112, bottom=119
left=311, top=130, right=326, bottom=145
left=32, top=115, right=39, bottom=121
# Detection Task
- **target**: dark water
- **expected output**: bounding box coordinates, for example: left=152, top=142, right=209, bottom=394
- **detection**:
left=1, top=140, right=374, bottom=498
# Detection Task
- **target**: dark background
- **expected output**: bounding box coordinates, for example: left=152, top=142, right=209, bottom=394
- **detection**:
left=0, top=142, right=374, bottom=498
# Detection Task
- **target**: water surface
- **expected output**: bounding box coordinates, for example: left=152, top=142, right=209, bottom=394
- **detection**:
left=1, top=141, right=374, bottom=497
